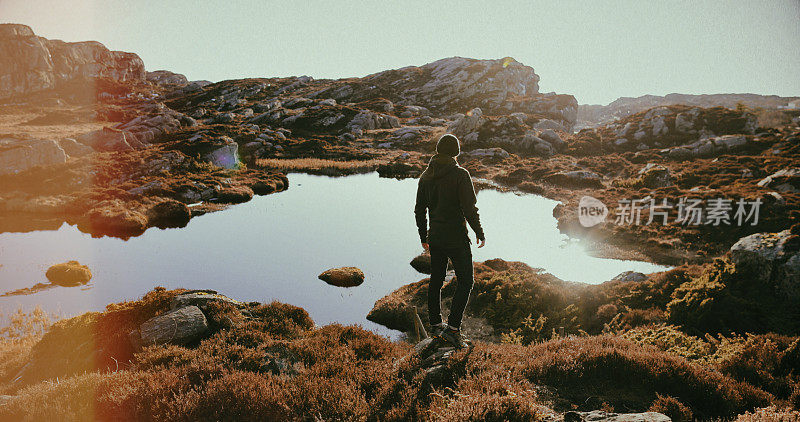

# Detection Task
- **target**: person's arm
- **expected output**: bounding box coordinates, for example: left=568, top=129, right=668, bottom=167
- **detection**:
left=414, top=180, right=429, bottom=247
left=458, top=170, right=485, bottom=243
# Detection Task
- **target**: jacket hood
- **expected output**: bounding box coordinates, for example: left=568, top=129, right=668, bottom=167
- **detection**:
left=420, top=153, right=458, bottom=180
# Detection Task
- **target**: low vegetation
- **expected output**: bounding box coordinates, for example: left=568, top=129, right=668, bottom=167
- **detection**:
left=0, top=280, right=798, bottom=420
left=256, top=157, right=385, bottom=176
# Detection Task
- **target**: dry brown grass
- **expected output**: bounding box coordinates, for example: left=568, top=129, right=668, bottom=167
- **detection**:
left=735, top=406, right=800, bottom=421
left=0, top=110, right=109, bottom=140
left=255, top=157, right=384, bottom=175
left=0, top=307, right=52, bottom=395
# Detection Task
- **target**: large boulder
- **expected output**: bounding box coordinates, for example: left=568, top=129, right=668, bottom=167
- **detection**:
left=0, top=138, right=67, bottom=175
left=200, top=136, right=240, bottom=169
left=731, top=230, right=800, bottom=298
left=0, top=24, right=145, bottom=99
left=538, top=128, right=565, bottom=150
left=318, top=267, right=365, bottom=287
left=448, top=108, right=485, bottom=139
left=131, top=305, right=209, bottom=348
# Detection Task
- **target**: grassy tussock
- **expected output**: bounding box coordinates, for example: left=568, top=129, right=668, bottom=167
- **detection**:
left=255, top=157, right=384, bottom=175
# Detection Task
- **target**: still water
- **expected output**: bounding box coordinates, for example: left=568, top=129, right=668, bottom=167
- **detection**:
left=0, top=173, right=668, bottom=335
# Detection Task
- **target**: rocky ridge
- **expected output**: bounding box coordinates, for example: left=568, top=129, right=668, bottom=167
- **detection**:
left=0, top=24, right=145, bottom=100
left=578, top=93, right=800, bottom=128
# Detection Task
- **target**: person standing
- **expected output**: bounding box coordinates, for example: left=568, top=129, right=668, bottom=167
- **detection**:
left=414, top=134, right=485, bottom=348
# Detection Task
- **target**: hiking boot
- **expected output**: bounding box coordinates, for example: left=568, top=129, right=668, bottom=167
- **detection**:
left=440, top=326, right=471, bottom=349
left=429, top=323, right=448, bottom=339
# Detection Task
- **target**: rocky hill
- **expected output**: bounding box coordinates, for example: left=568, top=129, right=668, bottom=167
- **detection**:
left=578, top=93, right=800, bottom=128
left=0, top=24, right=145, bottom=100
left=0, top=25, right=580, bottom=238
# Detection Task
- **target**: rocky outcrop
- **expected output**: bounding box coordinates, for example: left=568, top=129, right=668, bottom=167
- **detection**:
left=448, top=107, right=568, bottom=156
left=308, top=56, right=577, bottom=131
left=0, top=24, right=145, bottom=99
left=318, top=267, right=365, bottom=287
left=570, top=105, right=758, bottom=156
left=578, top=93, right=800, bottom=128
left=0, top=138, right=66, bottom=175
left=731, top=229, right=800, bottom=298
left=146, top=70, right=188, bottom=86
left=112, top=102, right=197, bottom=146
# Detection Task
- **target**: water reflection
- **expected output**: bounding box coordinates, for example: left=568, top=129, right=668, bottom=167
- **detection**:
left=0, top=173, right=669, bottom=335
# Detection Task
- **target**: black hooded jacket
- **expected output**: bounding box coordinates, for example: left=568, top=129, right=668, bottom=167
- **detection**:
left=415, top=154, right=485, bottom=247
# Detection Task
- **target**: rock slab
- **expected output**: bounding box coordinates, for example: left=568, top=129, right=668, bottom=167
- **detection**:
left=135, top=305, right=208, bottom=347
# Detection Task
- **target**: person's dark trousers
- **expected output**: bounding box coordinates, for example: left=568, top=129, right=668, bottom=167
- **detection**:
left=428, top=242, right=474, bottom=329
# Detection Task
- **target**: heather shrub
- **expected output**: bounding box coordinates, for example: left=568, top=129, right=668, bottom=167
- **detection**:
left=649, top=394, right=693, bottom=421
left=667, top=259, right=800, bottom=335
left=714, top=334, right=800, bottom=400
left=521, top=335, right=771, bottom=419
left=619, top=324, right=713, bottom=360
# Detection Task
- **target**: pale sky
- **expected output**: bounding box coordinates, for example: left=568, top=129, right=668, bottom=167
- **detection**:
left=1, top=0, right=798, bottom=105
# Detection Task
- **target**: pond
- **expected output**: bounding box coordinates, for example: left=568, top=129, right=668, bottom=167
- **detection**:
left=0, top=172, right=669, bottom=336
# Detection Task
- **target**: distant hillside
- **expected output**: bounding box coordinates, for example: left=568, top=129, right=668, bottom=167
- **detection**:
left=578, top=93, right=800, bottom=129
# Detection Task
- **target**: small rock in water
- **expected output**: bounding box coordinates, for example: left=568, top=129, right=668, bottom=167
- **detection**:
left=318, top=267, right=365, bottom=287
left=410, top=253, right=453, bottom=274
left=45, top=261, right=92, bottom=286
